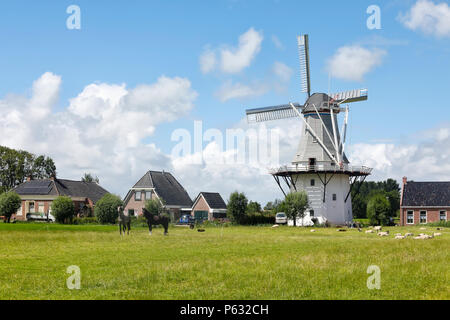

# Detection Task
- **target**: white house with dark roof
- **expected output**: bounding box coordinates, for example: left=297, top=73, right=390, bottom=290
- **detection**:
left=123, top=170, right=193, bottom=220
left=400, top=177, right=449, bottom=226
left=191, top=192, right=227, bottom=221
left=12, top=177, right=110, bottom=221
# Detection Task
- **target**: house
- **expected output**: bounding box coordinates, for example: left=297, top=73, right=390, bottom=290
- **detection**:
left=400, top=177, right=449, bottom=226
left=12, top=177, right=110, bottom=221
left=123, top=170, right=192, bottom=221
left=191, top=192, right=227, bottom=221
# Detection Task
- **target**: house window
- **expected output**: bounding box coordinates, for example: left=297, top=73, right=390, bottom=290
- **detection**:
left=407, top=210, right=414, bottom=224
left=420, top=211, right=427, bottom=224
left=145, top=191, right=151, bottom=200
left=310, top=179, right=315, bottom=186
left=29, top=202, right=35, bottom=213
left=440, top=211, right=447, bottom=221
left=332, top=194, right=337, bottom=201
left=310, top=210, right=314, bottom=217
left=135, top=191, right=141, bottom=201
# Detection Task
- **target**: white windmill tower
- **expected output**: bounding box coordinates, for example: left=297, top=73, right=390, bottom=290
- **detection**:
left=245, top=34, right=372, bottom=225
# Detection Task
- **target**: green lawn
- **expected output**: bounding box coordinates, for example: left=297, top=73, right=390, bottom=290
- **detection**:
left=0, top=223, right=448, bottom=300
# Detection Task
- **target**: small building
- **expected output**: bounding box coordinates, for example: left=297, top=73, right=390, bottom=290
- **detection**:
left=191, top=192, right=227, bottom=221
left=400, top=177, right=449, bottom=226
left=12, top=177, right=110, bottom=221
left=123, top=170, right=192, bottom=221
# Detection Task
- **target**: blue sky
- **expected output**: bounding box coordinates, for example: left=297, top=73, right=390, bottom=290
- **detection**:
left=0, top=0, right=449, bottom=202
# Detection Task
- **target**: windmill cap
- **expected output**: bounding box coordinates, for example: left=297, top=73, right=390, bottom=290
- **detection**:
left=303, top=93, right=335, bottom=113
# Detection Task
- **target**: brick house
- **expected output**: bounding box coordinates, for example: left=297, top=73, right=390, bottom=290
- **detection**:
left=191, top=192, right=227, bottom=221
left=12, top=177, right=110, bottom=221
left=123, top=170, right=192, bottom=221
left=400, top=177, right=449, bottom=226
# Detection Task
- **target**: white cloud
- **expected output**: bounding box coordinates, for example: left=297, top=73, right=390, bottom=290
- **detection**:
left=199, top=49, right=217, bottom=74
left=199, top=28, right=263, bottom=74
left=215, top=80, right=268, bottom=102
left=399, top=0, right=450, bottom=37
left=326, top=45, right=386, bottom=81
left=349, top=125, right=450, bottom=182
left=272, top=61, right=293, bottom=83
left=0, top=72, right=197, bottom=196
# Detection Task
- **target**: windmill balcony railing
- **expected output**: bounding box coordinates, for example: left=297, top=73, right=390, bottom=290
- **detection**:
left=269, top=164, right=373, bottom=175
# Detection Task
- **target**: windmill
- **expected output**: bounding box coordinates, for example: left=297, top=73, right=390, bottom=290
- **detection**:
left=245, top=34, right=372, bottom=225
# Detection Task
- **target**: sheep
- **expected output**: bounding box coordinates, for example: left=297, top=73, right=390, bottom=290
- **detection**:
left=395, top=233, right=402, bottom=236
left=433, top=232, right=442, bottom=237
left=413, top=234, right=433, bottom=240
left=310, top=229, right=316, bottom=233
left=395, top=235, right=405, bottom=239
left=365, top=230, right=374, bottom=234
left=378, top=231, right=389, bottom=237
left=374, top=226, right=382, bottom=231
left=272, top=224, right=279, bottom=228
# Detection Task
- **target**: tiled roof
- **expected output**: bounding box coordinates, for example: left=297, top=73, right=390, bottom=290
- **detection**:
left=129, top=171, right=192, bottom=207
left=197, top=192, right=227, bottom=209
left=402, top=181, right=450, bottom=207
left=13, top=178, right=110, bottom=204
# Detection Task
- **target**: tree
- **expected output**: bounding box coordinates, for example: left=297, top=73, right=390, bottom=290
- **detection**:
left=0, top=192, right=21, bottom=223
left=227, top=192, right=248, bottom=224
left=145, top=198, right=165, bottom=216
left=52, top=196, right=75, bottom=224
left=281, top=191, right=309, bottom=227
left=247, top=201, right=262, bottom=214
left=81, top=173, right=99, bottom=183
left=95, top=194, right=122, bottom=224
left=367, top=193, right=391, bottom=226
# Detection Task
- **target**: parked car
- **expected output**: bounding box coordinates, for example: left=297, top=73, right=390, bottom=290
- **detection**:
left=177, top=214, right=195, bottom=229
left=26, top=213, right=55, bottom=222
left=275, top=212, right=287, bottom=225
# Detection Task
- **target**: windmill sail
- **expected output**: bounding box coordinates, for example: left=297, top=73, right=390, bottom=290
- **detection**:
left=297, top=34, right=311, bottom=97
left=330, top=88, right=368, bottom=104
left=246, top=103, right=303, bottom=123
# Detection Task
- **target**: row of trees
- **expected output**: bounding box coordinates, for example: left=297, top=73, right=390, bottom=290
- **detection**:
left=227, top=191, right=309, bottom=226
left=0, top=145, right=56, bottom=192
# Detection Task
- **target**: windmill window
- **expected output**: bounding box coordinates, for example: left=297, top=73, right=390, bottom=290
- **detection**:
left=332, top=194, right=337, bottom=201
left=440, top=211, right=447, bottom=221
left=407, top=211, right=414, bottom=224
left=420, top=211, right=427, bottom=224
left=310, top=179, right=315, bottom=186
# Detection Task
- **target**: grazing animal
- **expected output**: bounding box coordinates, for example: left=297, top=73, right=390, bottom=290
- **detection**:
left=433, top=232, right=442, bottom=237
left=405, top=233, right=413, bottom=237
left=118, top=206, right=131, bottom=235
left=365, top=230, right=374, bottom=234
left=395, top=235, right=405, bottom=239
left=142, top=207, right=169, bottom=235
left=395, top=233, right=402, bottom=236
left=378, top=231, right=389, bottom=237
left=272, top=224, right=279, bottom=228
left=414, top=234, right=433, bottom=240
left=310, top=229, right=316, bottom=232
left=374, top=226, right=382, bottom=231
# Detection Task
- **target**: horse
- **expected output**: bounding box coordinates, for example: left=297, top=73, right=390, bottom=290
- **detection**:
left=118, top=206, right=131, bottom=235
left=142, top=208, right=169, bottom=236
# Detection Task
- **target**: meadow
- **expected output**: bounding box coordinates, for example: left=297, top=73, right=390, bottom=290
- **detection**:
left=0, top=223, right=448, bottom=300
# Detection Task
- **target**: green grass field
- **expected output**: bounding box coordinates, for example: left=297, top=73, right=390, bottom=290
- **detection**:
left=0, top=223, right=448, bottom=300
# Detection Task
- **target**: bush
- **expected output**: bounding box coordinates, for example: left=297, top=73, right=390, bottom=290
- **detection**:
left=426, top=221, right=450, bottom=228
left=52, top=196, right=75, bottom=224
left=240, top=212, right=275, bottom=225
left=72, top=217, right=98, bottom=225
left=0, top=191, right=22, bottom=222
left=130, top=215, right=148, bottom=227
left=95, top=194, right=122, bottom=224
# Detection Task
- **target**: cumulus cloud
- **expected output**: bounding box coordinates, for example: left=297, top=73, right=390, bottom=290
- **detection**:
left=348, top=125, right=450, bottom=182
left=326, top=45, right=386, bottom=81
left=399, top=0, right=450, bottom=37
left=0, top=72, right=197, bottom=195
left=199, top=28, right=263, bottom=74
left=272, top=61, right=293, bottom=83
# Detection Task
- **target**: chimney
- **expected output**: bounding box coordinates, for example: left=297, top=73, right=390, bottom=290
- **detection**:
left=402, top=177, right=407, bottom=185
